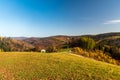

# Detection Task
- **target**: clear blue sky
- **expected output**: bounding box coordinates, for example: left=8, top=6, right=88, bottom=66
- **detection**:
left=0, top=0, right=120, bottom=37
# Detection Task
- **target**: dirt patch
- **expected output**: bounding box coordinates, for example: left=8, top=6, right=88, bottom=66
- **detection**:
left=69, top=53, right=84, bottom=58
left=0, top=68, right=14, bottom=80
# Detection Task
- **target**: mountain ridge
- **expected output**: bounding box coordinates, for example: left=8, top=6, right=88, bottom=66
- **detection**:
left=0, top=32, right=120, bottom=52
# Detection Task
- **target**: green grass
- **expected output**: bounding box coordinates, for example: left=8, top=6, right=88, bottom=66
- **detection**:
left=0, top=52, right=119, bottom=80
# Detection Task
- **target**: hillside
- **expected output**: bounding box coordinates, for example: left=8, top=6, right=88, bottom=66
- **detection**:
left=0, top=32, right=118, bottom=52
left=0, top=37, right=34, bottom=51
left=97, top=36, right=120, bottom=47
left=22, top=32, right=120, bottom=50
left=0, top=52, right=119, bottom=80
left=23, top=36, right=71, bottom=51
left=90, top=32, right=120, bottom=41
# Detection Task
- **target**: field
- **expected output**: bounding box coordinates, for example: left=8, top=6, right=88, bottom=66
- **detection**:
left=0, top=52, right=119, bottom=80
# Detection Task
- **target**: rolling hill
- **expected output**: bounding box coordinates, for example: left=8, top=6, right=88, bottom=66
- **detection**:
left=0, top=37, right=34, bottom=51
left=23, top=36, right=71, bottom=51
left=0, top=52, right=119, bottom=80
left=0, top=32, right=119, bottom=52
left=22, top=32, right=120, bottom=50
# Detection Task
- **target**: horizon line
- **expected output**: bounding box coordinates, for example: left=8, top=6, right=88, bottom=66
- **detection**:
left=0, top=32, right=119, bottom=38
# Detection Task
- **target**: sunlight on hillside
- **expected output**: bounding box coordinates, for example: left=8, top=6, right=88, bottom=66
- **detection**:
left=0, top=52, right=119, bottom=80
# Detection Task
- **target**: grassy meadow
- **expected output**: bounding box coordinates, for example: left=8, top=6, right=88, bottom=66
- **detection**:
left=0, top=52, right=119, bottom=80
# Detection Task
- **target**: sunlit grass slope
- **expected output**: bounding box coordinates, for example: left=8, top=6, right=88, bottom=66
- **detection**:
left=0, top=52, right=119, bottom=80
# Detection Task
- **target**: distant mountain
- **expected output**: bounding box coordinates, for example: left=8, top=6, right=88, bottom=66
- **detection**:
left=22, top=32, right=120, bottom=51
left=97, top=37, right=120, bottom=47
left=0, top=32, right=119, bottom=52
left=89, top=32, right=120, bottom=41
left=23, top=35, right=71, bottom=51
left=79, top=32, right=120, bottom=47
left=11, top=37, right=27, bottom=40
left=0, top=37, right=34, bottom=51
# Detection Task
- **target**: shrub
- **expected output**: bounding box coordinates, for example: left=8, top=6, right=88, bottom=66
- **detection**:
left=79, top=37, right=95, bottom=50
left=72, top=47, right=83, bottom=54
left=70, top=37, right=95, bottom=50
left=46, top=45, right=58, bottom=53
left=109, top=47, right=120, bottom=59
left=72, top=48, right=119, bottom=65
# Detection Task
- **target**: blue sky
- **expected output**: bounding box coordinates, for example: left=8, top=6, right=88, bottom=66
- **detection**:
left=0, top=0, right=120, bottom=37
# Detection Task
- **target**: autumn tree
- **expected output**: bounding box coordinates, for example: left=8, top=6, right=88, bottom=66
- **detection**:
left=79, top=37, right=95, bottom=50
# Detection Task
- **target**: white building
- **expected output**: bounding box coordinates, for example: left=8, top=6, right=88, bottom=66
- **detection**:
left=41, top=49, right=46, bottom=53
